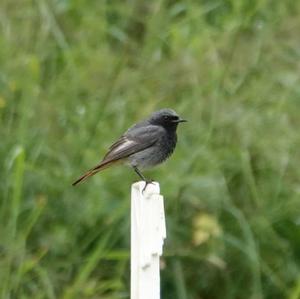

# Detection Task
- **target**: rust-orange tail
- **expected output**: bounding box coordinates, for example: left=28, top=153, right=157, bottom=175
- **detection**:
left=72, top=160, right=119, bottom=186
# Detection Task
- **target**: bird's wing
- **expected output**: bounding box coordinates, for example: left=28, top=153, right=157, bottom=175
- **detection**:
left=102, top=125, right=163, bottom=163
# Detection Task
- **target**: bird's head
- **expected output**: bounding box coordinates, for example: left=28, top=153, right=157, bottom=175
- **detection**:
left=149, top=108, right=187, bottom=130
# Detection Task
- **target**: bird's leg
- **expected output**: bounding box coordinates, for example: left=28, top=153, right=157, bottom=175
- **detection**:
left=133, top=166, right=146, bottom=181
left=132, top=166, right=154, bottom=192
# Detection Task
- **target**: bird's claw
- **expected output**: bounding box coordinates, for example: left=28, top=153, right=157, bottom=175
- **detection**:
left=142, top=180, right=154, bottom=193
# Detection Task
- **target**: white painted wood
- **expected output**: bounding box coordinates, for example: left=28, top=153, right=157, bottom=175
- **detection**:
left=131, top=181, right=166, bottom=299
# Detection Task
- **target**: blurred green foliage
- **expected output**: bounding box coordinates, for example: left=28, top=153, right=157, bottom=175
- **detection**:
left=1, top=0, right=300, bottom=298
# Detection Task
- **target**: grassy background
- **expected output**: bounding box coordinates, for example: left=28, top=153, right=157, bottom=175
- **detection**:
left=1, top=0, right=300, bottom=298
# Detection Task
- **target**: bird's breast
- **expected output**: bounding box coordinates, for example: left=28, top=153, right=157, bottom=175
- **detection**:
left=128, top=131, right=177, bottom=169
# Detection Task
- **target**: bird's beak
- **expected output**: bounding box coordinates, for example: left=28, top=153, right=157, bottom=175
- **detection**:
left=175, top=118, right=187, bottom=123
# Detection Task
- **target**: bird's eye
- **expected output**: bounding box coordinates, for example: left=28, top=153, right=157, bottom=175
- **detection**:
left=164, top=115, right=169, bottom=120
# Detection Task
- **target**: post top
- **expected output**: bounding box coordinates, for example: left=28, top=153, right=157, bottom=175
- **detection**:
left=132, top=181, right=160, bottom=195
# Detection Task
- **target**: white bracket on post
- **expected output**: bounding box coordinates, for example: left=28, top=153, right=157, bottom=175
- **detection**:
left=131, top=181, right=166, bottom=299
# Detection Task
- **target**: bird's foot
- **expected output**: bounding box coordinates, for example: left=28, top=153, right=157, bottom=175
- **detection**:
left=142, top=179, right=155, bottom=193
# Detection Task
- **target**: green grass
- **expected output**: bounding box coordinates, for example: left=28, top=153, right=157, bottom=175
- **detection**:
left=1, top=0, right=300, bottom=298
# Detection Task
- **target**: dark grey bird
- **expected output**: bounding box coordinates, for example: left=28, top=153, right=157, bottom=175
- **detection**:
left=72, top=108, right=186, bottom=186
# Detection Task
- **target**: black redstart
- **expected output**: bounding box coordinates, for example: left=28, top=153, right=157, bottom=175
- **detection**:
left=72, top=108, right=186, bottom=186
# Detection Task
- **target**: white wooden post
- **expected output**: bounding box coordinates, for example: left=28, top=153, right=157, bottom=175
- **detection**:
left=131, top=181, right=166, bottom=299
